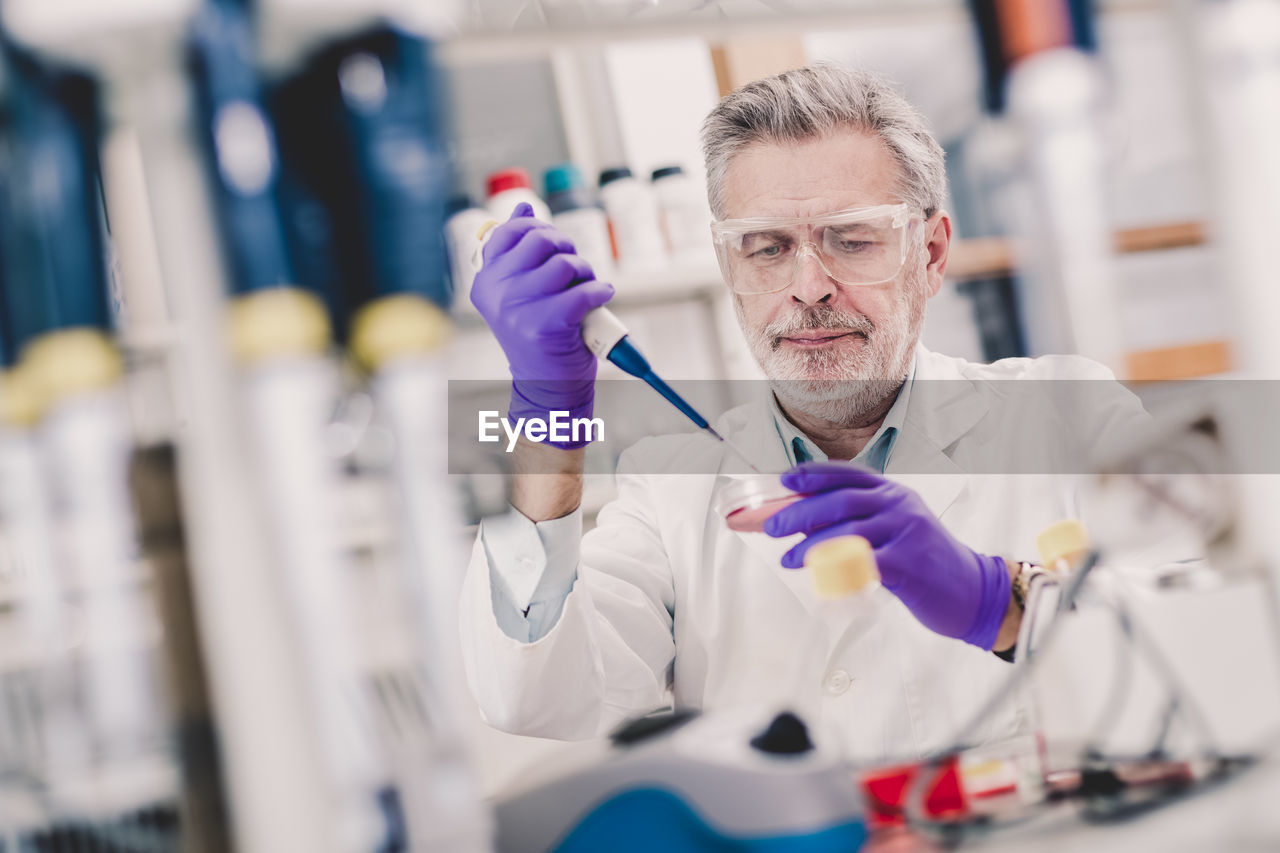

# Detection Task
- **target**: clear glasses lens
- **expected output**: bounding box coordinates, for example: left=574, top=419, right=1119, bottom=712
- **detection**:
left=715, top=214, right=909, bottom=295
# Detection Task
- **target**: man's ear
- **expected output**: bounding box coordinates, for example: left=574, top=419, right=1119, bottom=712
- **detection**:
left=923, top=211, right=952, bottom=298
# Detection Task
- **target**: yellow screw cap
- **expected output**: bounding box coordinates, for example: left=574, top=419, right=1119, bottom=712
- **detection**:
left=350, top=293, right=452, bottom=372
left=22, top=328, right=124, bottom=413
left=805, top=535, right=880, bottom=600
left=227, top=288, right=332, bottom=364
left=1036, top=519, right=1090, bottom=569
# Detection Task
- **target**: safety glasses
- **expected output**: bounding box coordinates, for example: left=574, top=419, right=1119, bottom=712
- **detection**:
left=710, top=203, right=919, bottom=296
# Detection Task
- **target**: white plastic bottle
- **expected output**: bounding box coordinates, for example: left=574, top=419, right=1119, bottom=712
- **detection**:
left=443, top=195, right=490, bottom=313
left=544, top=163, right=615, bottom=280
left=598, top=166, right=668, bottom=275
left=651, top=164, right=713, bottom=264
left=485, top=167, right=551, bottom=223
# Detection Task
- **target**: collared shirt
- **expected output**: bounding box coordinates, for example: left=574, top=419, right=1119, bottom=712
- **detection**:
left=481, top=359, right=919, bottom=641
left=770, top=354, right=916, bottom=473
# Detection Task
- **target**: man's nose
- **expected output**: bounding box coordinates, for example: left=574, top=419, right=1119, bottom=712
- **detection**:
left=789, top=245, right=836, bottom=305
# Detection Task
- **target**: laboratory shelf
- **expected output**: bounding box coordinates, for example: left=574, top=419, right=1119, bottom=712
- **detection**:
left=946, top=220, right=1206, bottom=282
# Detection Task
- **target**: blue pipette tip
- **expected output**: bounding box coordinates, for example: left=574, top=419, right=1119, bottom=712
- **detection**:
left=605, top=336, right=760, bottom=472
left=606, top=338, right=708, bottom=424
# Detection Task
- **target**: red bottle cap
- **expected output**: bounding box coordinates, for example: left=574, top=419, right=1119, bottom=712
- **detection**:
left=860, top=757, right=968, bottom=826
left=486, top=168, right=534, bottom=198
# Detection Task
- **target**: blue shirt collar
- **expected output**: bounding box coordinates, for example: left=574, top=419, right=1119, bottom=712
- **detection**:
left=769, top=354, right=917, bottom=473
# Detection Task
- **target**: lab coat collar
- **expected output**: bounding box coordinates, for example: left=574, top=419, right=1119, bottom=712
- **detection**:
left=886, top=344, right=988, bottom=517
left=717, top=388, right=794, bottom=476
left=897, top=344, right=990, bottom=457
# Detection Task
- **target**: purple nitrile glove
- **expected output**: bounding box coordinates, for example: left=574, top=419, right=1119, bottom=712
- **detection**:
left=471, top=203, right=615, bottom=449
left=763, top=461, right=1011, bottom=650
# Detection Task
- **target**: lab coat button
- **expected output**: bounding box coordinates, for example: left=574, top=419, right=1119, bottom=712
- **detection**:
left=823, top=670, right=852, bottom=696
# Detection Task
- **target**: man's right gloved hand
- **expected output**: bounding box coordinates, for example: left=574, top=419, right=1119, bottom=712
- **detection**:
left=470, top=203, right=615, bottom=449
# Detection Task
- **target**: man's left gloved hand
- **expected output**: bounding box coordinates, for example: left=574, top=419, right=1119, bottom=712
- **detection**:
left=763, top=461, right=1011, bottom=650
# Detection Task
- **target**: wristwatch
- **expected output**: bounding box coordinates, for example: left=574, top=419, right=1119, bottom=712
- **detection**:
left=994, top=560, right=1048, bottom=662
left=1011, top=560, right=1048, bottom=611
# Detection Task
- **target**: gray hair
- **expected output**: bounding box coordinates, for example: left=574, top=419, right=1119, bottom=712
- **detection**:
left=701, top=64, right=947, bottom=220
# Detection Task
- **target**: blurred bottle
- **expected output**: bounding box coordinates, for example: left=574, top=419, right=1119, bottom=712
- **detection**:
left=544, top=163, right=615, bottom=279
left=444, top=194, right=489, bottom=312
left=485, top=167, right=551, bottom=222
left=599, top=165, right=667, bottom=275
left=651, top=164, right=711, bottom=264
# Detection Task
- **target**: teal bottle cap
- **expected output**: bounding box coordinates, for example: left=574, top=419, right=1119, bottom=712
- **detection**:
left=544, top=163, right=584, bottom=197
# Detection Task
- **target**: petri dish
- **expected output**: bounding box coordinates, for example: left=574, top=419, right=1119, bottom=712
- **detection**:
left=714, top=476, right=805, bottom=533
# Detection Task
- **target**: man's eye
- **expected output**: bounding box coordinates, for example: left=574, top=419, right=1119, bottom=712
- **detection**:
left=835, top=239, right=873, bottom=253
left=748, top=243, right=787, bottom=260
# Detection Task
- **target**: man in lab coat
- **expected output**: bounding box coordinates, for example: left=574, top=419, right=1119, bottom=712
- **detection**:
left=461, top=64, right=1144, bottom=763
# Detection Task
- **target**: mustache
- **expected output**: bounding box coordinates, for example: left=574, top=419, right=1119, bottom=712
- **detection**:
left=764, top=305, right=874, bottom=350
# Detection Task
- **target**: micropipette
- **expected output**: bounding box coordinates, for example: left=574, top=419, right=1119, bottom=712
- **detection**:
left=476, top=219, right=761, bottom=472
left=580, top=307, right=761, bottom=473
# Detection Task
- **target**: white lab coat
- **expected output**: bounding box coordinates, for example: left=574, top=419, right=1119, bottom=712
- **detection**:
left=460, top=346, right=1148, bottom=765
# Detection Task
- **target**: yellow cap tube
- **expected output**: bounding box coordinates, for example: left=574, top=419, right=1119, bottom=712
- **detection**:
left=1035, top=519, right=1090, bottom=569
left=805, top=535, right=880, bottom=599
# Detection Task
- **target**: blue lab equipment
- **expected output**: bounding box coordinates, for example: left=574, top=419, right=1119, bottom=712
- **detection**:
left=494, top=708, right=867, bottom=853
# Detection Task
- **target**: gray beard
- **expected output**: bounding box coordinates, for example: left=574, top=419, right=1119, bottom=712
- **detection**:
left=736, top=271, right=925, bottom=428
left=771, top=376, right=908, bottom=428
